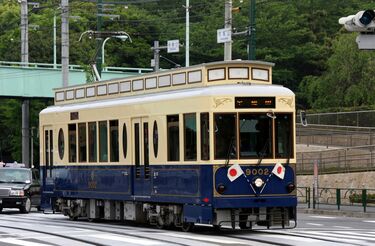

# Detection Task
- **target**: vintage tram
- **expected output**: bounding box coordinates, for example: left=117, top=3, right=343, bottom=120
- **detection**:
left=40, top=60, right=296, bottom=230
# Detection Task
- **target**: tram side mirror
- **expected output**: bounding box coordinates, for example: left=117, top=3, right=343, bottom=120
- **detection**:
left=300, top=110, right=308, bottom=127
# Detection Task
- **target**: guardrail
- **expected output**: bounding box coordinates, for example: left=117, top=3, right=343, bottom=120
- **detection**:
left=297, top=187, right=375, bottom=213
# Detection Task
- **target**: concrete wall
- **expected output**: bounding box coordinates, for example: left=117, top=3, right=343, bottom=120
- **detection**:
left=298, top=171, right=375, bottom=189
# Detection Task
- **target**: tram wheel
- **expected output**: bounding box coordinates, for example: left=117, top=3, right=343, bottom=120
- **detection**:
left=181, top=222, right=194, bottom=232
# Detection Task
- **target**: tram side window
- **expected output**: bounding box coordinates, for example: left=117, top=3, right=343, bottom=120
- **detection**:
left=99, top=121, right=108, bottom=162
left=167, top=115, right=180, bottom=161
left=88, top=122, right=97, bottom=162
left=200, top=113, right=210, bottom=160
left=110, top=120, right=119, bottom=162
left=78, top=123, right=87, bottom=163
left=184, top=113, right=197, bottom=161
left=214, top=114, right=236, bottom=159
left=239, top=114, right=272, bottom=158
left=68, top=124, right=77, bottom=163
left=275, top=114, right=293, bottom=158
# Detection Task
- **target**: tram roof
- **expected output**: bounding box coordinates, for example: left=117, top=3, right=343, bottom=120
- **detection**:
left=53, top=60, right=276, bottom=106
left=41, top=84, right=294, bottom=115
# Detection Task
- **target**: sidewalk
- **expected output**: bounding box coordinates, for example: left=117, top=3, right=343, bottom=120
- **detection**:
left=298, top=204, right=375, bottom=218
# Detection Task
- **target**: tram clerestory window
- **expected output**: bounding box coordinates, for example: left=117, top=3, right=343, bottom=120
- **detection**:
left=276, top=114, right=293, bottom=158
left=214, top=113, right=236, bottom=159
left=68, top=124, right=77, bottom=163
left=239, top=114, right=272, bottom=159
left=99, top=121, right=108, bottom=162
left=167, top=115, right=180, bottom=161
left=184, top=113, right=197, bottom=161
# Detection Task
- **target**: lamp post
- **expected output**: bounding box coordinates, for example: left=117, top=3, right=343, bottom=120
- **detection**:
left=102, top=35, right=132, bottom=67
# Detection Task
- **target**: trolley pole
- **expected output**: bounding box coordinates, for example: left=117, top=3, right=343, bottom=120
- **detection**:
left=224, top=0, right=232, bottom=61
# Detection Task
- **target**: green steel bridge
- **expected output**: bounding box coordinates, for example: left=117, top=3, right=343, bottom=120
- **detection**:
left=0, top=61, right=153, bottom=98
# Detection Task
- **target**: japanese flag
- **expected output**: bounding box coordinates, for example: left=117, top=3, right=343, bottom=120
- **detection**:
left=272, top=162, right=285, bottom=180
left=227, top=163, right=244, bottom=182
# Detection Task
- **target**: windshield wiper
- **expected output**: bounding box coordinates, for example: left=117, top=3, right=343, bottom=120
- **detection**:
left=256, top=139, right=269, bottom=166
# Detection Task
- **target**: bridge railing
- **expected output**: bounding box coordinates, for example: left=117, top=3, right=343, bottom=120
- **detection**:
left=0, top=60, right=153, bottom=74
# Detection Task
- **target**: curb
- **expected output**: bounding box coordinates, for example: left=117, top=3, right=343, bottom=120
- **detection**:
left=298, top=208, right=375, bottom=218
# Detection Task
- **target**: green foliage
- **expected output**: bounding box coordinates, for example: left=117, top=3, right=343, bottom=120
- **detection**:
left=1, top=0, right=375, bottom=163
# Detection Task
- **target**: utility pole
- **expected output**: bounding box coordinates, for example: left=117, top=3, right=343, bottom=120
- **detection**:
left=53, top=13, right=57, bottom=69
left=61, top=0, right=69, bottom=87
left=248, top=0, right=256, bottom=60
left=224, top=0, right=232, bottom=61
left=96, top=0, right=103, bottom=77
left=20, top=0, right=28, bottom=66
left=185, top=0, right=190, bottom=67
left=20, top=0, right=30, bottom=168
left=152, top=41, right=160, bottom=71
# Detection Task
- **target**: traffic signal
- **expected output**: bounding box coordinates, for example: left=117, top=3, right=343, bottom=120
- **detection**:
left=339, top=10, right=375, bottom=32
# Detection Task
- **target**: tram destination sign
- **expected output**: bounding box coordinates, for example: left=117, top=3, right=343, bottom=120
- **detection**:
left=235, top=97, right=275, bottom=108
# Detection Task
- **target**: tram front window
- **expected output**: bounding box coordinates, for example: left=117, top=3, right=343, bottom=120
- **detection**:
left=239, top=114, right=272, bottom=158
left=214, top=114, right=237, bottom=159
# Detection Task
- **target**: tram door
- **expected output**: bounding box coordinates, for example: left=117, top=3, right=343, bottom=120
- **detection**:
left=41, top=127, right=55, bottom=208
left=131, top=118, right=151, bottom=196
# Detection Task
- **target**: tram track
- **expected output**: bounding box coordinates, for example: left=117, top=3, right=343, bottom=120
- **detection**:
left=2, top=213, right=366, bottom=246
left=0, top=215, right=191, bottom=246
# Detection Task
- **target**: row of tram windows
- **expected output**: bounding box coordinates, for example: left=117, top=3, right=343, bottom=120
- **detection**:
left=60, top=112, right=293, bottom=164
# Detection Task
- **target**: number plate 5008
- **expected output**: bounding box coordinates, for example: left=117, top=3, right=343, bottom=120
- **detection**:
left=245, top=168, right=270, bottom=176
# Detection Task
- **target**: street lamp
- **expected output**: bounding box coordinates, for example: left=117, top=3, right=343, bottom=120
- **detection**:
left=102, top=34, right=132, bottom=67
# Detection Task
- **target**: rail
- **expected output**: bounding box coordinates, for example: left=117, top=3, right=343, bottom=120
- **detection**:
left=298, top=187, right=375, bottom=213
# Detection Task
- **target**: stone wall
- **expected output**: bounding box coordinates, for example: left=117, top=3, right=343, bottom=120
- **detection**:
left=298, top=171, right=375, bottom=189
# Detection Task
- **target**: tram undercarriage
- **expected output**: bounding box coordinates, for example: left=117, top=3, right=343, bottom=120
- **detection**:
left=55, top=198, right=295, bottom=231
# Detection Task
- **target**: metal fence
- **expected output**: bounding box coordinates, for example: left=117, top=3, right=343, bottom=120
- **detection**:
left=297, top=124, right=375, bottom=148
left=297, top=187, right=375, bottom=213
left=306, top=110, right=375, bottom=127
left=297, top=145, right=375, bottom=174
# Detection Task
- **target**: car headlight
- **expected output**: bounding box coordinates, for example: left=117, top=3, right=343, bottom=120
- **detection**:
left=10, top=190, right=24, bottom=196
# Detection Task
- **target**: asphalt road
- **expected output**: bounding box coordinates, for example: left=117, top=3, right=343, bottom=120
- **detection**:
left=0, top=209, right=374, bottom=246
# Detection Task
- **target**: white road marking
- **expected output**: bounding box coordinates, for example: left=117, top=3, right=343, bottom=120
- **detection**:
left=333, top=226, right=352, bottom=229
left=89, top=234, right=163, bottom=245
left=296, top=231, right=366, bottom=243
left=306, top=223, right=323, bottom=226
left=0, top=238, right=52, bottom=246
left=310, top=216, right=336, bottom=219
left=363, top=220, right=375, bottom=223
left=162, top=233, right=249, bottom=244
left=261, top=234, right=319, bottom=242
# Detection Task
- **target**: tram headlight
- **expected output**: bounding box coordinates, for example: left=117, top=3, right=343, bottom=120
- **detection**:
left=217, top=183, right=226, bottom=194
left=287, top=183, right=296, bottom=193
left=253, top=178, right=264, bottom=188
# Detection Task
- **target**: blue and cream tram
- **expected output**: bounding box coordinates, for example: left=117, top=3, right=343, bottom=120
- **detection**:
left=40, top=60, right=296, bottom=230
